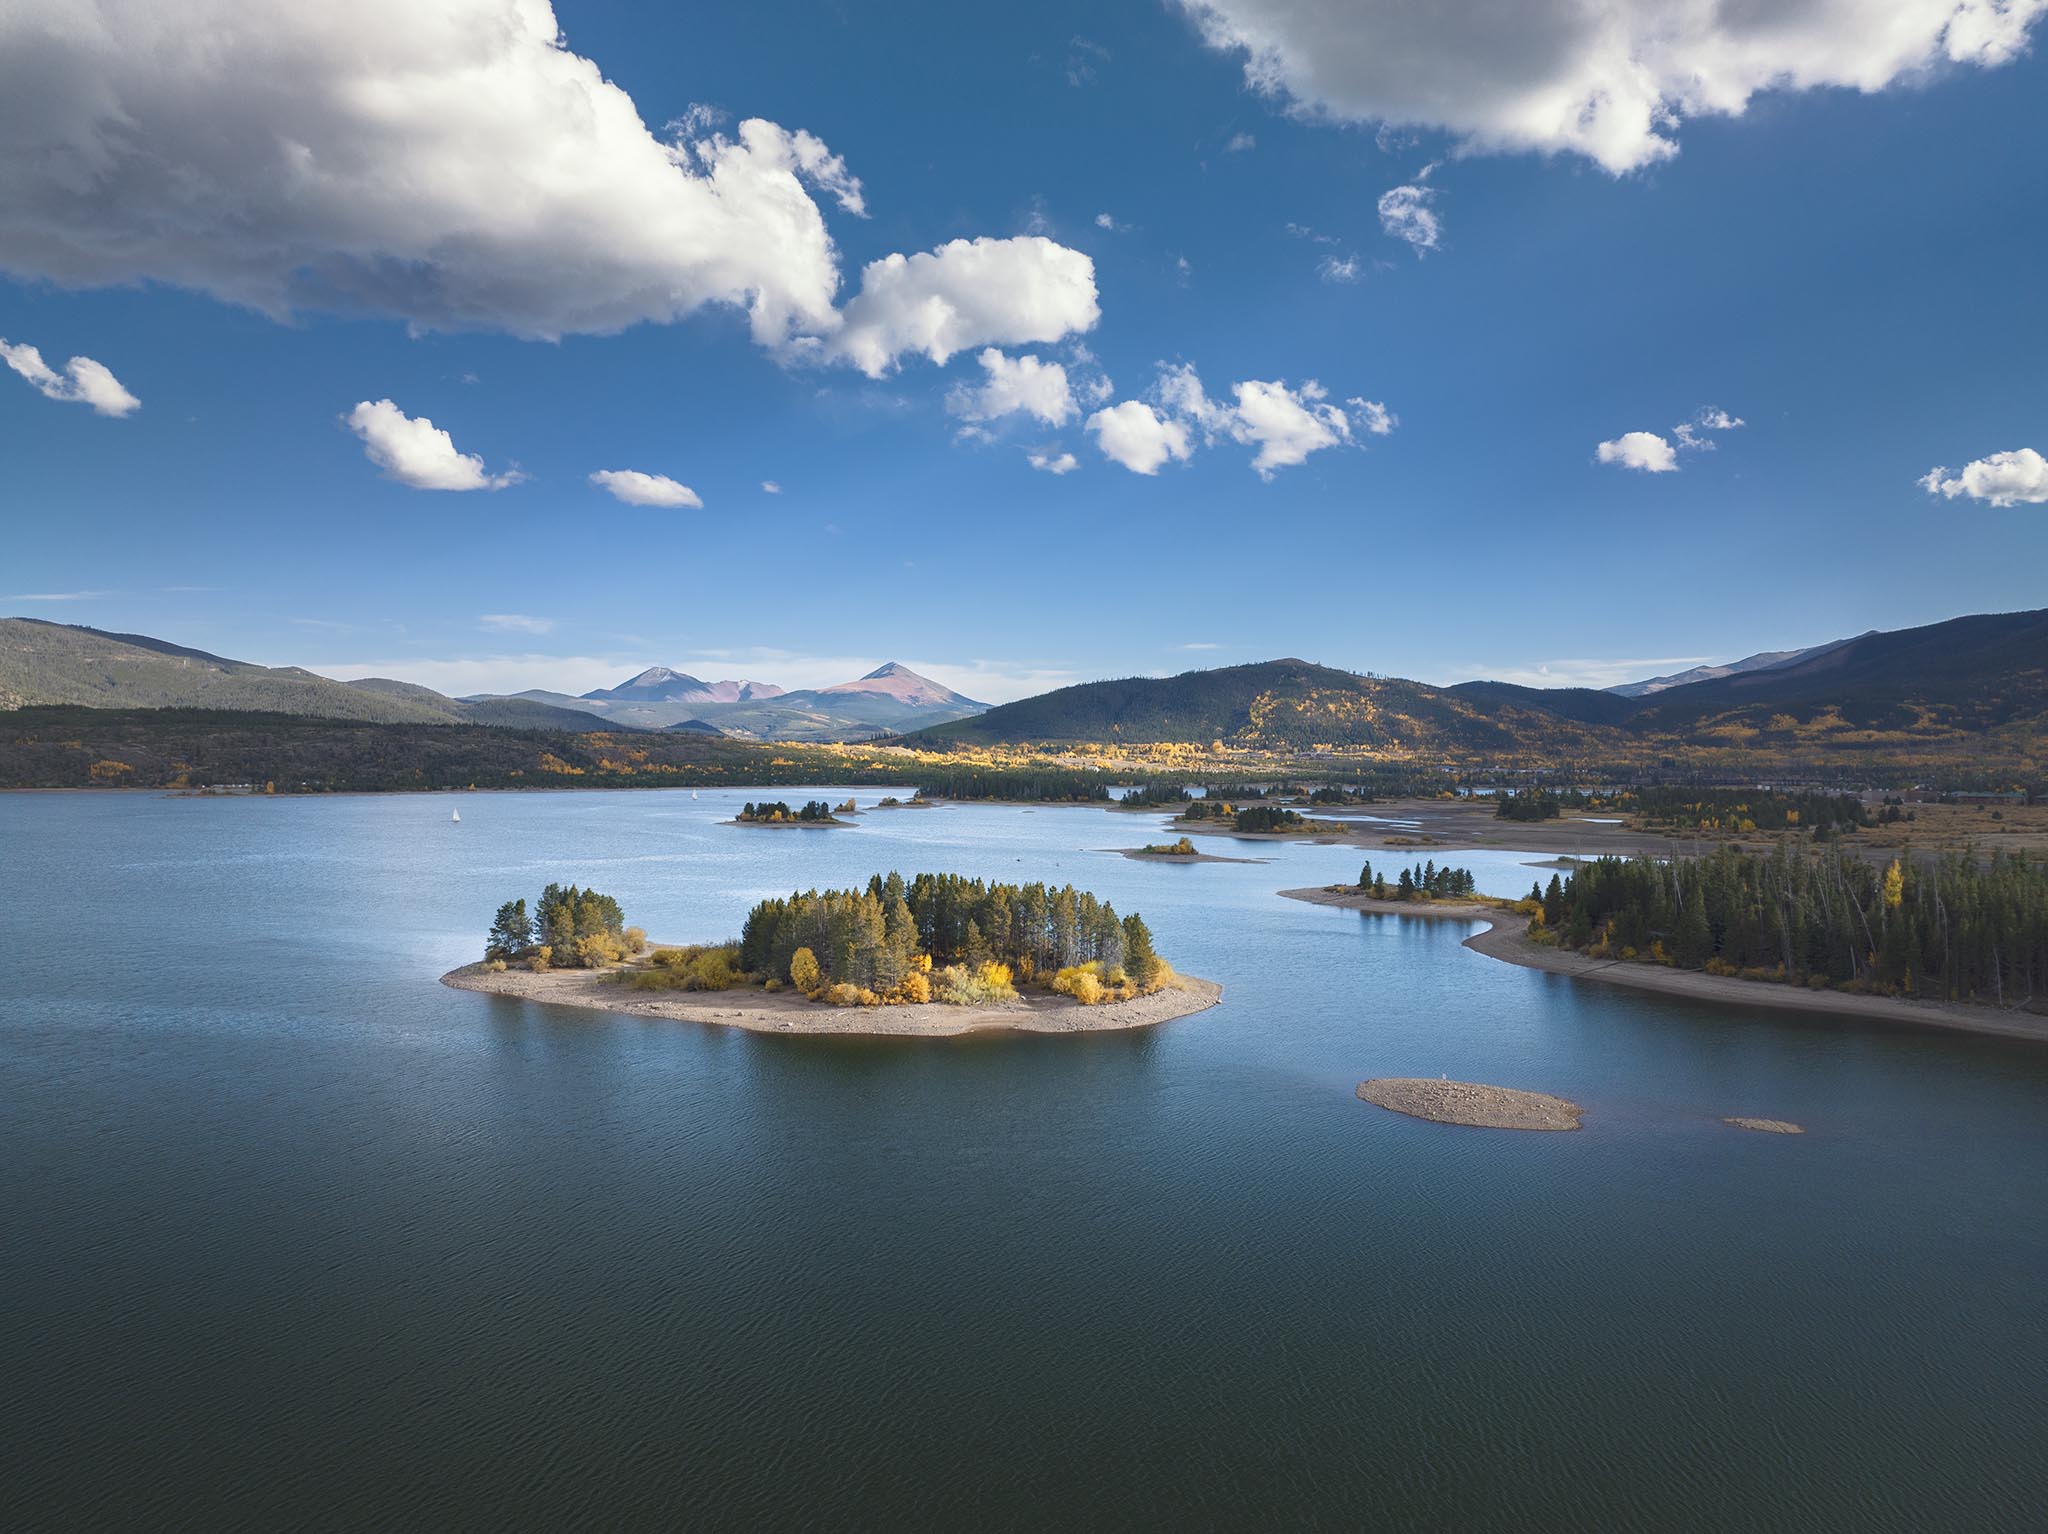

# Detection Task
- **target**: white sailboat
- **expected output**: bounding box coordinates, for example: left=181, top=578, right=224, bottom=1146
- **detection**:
left=451, top=809, right=461, bottom=823
left=691, top=790, right=699, bottom=800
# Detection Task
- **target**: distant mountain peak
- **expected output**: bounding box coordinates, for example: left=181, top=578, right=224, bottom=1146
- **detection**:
left=823, top=662, right=984, bottom=708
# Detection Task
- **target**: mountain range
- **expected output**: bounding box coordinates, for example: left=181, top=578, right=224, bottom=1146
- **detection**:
left=0, top=620, right=987, bottom=741
left=464, top=661, right=987, bottom=739
left=7, top=609, right=2043, bottom=769
left=909, top=608, right=2048, bottom=766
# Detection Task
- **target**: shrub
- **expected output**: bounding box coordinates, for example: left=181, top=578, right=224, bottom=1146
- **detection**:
left=1057, top=966, right=1103, bottom=1005
left=622, top=927, right=647, bottom=955
left=574, top=932, right=624, bottom=967
left=482, top=958, right=507, bottom=974
left=897, top=971, right=931, bottom=1004
left=932, top=962, right=1017, bottom=1006
left=526, top=946, right=552, bottom=972
left=790, top=946, right=821, bottom=994
left=822, top=982, right=865, bottom=1007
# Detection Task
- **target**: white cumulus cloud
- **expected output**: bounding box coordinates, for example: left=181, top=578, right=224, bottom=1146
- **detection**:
left=1920, top=448, right=2048, bottom=507
left=0, top=0, right=1093, bottom=382
left=1087, top=401, right=1193, bottom=475
left=1094, top=364, right=1391, bottom=478
left=761, top=480, right=783, bottom=494
left=1027, top=449, right=1080, bottom=475
left=589, top=469, right=703, bottom=508
left=0, top=1, right=868, bottom=345
left=345, top=399, right=523, bottom=491
left=948, top=349, right=1077, bottom=426
left=825, top=237, right=1100, bottom=377
left=0, top=339, right=139, bottom=416
left=1377, top=182, right=1441, bottom=254
left=1174, top=0, right=2047, bottom=173
left=1230, top=378, right=1355, bottom=477
left=1595, top=431, right=1678, bottom=473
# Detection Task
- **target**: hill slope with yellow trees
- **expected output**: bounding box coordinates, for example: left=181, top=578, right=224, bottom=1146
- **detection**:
left=910, top=610, right=2048, bottom=776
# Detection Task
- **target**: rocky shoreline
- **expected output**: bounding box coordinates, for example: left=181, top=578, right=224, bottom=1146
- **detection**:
left=1279, top=886, right=2048, bottom=1045
left=442, top=959, right=1222, bottom=1037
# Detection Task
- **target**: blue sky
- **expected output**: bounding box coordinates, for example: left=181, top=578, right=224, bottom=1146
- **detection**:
left=3, top=0, right=2045, bottom=701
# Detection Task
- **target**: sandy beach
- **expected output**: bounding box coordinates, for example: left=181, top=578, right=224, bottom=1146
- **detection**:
left=1280, top=885, right=2048, bottom=1044
left=443, top=959, right=1222, bottom=1037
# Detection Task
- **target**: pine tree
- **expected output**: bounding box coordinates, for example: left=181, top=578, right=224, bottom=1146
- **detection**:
left=1122, top=914, right=1162, bottom=989
left=487, top=898, right=529, bottom=958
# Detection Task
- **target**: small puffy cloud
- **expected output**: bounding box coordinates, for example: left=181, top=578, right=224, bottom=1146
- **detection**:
left=1087, top=401, right=1193, bottom=475
left=1377, top=183, right=1440, bottom=255
left=1318, top=253, right=1362, bottom=283
left=1673, top=404, right=1746, bottom=449
left=1920, top=448, right=2048, bottom=507
left=480, top=613, right=555, bottom=634
left=1230, top=378, right=1354, bottom=478
left=1351, top=398, right=1397, bottom=436
left=948, top=348, right=1076, bottom=426
left=761, top=480, right=783, bottom=494
left=1174, top=0, right=2048, bottom=174
left=0, top=339, right=140, bottom=416
left=1094, top=212, right=1132, bottom=232
left=345, top=399, right=522, bottom=490
left=1027, top=449, right=1079, bottom=475
left=1097, top=364, right=1391, bottom=478
left=825, top=236, right=1100, bottom=377
left=1157, top=362, right=1236, bottom=437
left=1595, top=431, right=1678, bottom=473
left=589, top=468, right=703, bottom=508
left=1224, top=131, right=1257, bottom=152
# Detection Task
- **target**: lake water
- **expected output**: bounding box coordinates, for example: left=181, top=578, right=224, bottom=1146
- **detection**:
left=5, top=789, right=2045, bottom=1529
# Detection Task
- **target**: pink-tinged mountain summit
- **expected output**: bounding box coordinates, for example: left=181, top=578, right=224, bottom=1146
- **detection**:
left=475, top=660, right=987, bottom=740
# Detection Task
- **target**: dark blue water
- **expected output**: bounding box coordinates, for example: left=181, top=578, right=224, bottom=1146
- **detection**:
left=5, top=790, right=2045, bottom=1529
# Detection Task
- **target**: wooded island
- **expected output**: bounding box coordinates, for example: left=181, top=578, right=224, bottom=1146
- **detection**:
left=451, top=871, right=1219, bottom=1035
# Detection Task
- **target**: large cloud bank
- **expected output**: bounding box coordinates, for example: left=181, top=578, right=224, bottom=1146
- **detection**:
left=0, top=0, right=1095, bottom=370
left=1175, top=0, right=2045, bottom=172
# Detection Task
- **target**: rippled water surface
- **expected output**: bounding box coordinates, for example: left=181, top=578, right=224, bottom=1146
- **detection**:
left=5, top=790, right=2045, bottom=1529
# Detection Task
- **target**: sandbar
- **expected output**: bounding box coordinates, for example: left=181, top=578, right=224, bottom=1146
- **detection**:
left=1357, top=1077, right=1584, bottom=1131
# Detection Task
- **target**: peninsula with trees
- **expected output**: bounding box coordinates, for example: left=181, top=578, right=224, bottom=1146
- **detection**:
left=444, top=871, right=1220, bottom=1036
left=1283, top=845, right=2048, bottom=1043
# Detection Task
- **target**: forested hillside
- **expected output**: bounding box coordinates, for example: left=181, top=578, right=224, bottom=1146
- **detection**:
left=0, top=619, right=610, bottom=730
left=911, top=610, right=2048, bottom=774
left=0, top=708, right=921, bottom=792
